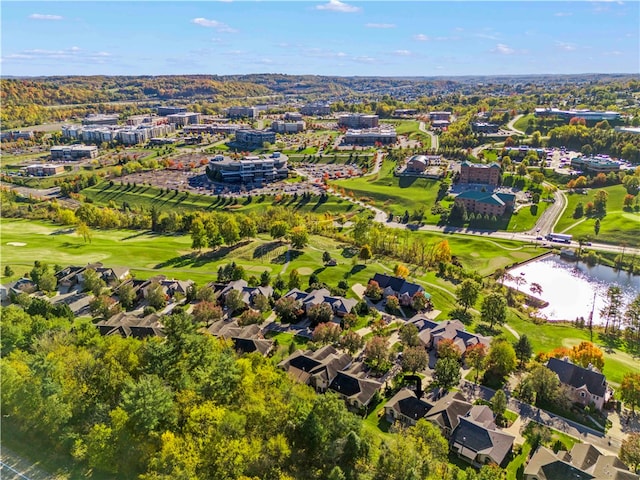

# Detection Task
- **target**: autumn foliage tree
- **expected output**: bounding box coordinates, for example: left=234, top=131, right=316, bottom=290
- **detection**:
left=394, top=264, right=409, bottom=279
left=570, top=341, right=605, bottom=371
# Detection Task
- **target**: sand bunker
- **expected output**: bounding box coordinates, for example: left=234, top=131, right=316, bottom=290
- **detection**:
left=296, top=267, right=314, bottom=275
left=7, top=242, right=26, bottom=246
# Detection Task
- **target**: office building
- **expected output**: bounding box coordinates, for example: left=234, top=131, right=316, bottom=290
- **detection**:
left=300, top=103, right=332, bottom=116
left=82, top=114, right=120, bottom=126
left=343, top=127, right=397, bottom=145
left=235, top=129, right=276, bottom=149
left=271, top=120, right=306, bottom=134
left=26, top=164, right=65, bottom=176
left=167, top=112, right=201, bottom=126
left=208, top=153, right=288, bottom=184
left=570, top=155, right=621, bottom=173
left=50, top=144, right=99, bottom=160
left=226, top=106, right=258, bottom=119
left=157, top=106, right=187, bottom=116
left=337, top=114, right=379, bottom=129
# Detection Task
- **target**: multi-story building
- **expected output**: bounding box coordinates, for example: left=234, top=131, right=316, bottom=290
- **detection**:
left=406, top=155, right=443, bottom=173
left=343, top=127, right=397, bottom=145
left=472, top=122, right=500, bottom=134
left=1, top=130, right=35, bottom=141
left=234, top=129, right=276, bottom=149
left=82, top=114, right=120, bottom=126
left=26, top=164, right=65, bottom=176
left=534, top=108, right=622, bottom=124
left=337, top=113, right=379, bottom=129
left=226, top=106, right=258, bottom=119
left=570, top=155, right=621, bottom=173
left=454, top=191, right=515, bottom=217
left=61, top=124, right=175, bottom=146
left=50, top=144, right=99, bottom=160
left=167, top=112, right=201, bottom=126
left=207, top=153, right=288, bottom=184
left=271, top=120, right=306, bottom=134
left=459, top=161, right=501, bottom=186
left=284, top=112, right=304, bottom=122
left=157, top=106, right=187, bottom=116
left=429, top=111, right=452, bottom=121
left=300, top=103, right=331, bottom=116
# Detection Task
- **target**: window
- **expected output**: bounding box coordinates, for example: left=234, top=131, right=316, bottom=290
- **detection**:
left=580, top=392, right=586, bottom=397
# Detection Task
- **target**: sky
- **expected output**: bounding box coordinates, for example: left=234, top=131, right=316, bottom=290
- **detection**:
left=1, top=1, right=639, bottom=77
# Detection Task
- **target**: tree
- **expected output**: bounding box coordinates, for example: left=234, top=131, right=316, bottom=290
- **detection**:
left=204, top=218, right=223, bottom=249
left=364, top=336, right=390, bottom=370
left=224, top=289, right=246, bottom=315
left=601, top=286, right=623, bottom=333
left=341, top=312, right=357, bottom=330
left=352, top=217, right=370, bottom=246
left=288, top=269, right=301, bottom=290
left=399, top=323, right=420, bottom=347
left=192, top=301, right=223, bottom=325
left=238, top=216, right=257, bottom=239
left=433, top=357, right=461, bottom=391
left=456, top=279, right=481, bottom=313
left=513, top=334, right=533, bottom=367
left=570, top=341, right=604, bottom=370
left=411, top=291, right=429, bottom=312
left=620, top=432, right=640, bottom=473
left=220, top=217, right=240, bottom=245
left=594, top=218, right=601, bottom=236
left=83, top=268, right=106, bottom=297
left=402, top=346, right=429, bottom=374
left=238, top=308, right=262, bottom=326
left=385, top=295, right=400, bottom=314
left=593, top=189, right=609, bottom=214
left=190, top=218, right=207, bottom=251
left=38, top=273, right=57, bottom=292
left=253, top=293, right=270, bottom=313
left=620, top=373, right=640, bottom=414
left=437, top=338, right=462, bottom=361
left=77, top=222, right=92, bottom=244
left=195, top=285, right=216, bottom=303
left=364, top=280, right=383, bottom=302
left=118, top=282, right=137, bottom=310
left=359, top=244, right=373, bottom=263
left=274, top=296, right=301, bottom=323
left=289, top=226, right=309, bottom=249
left=4, top=265, right=14, bottom=277
left=394, top=264, right=409, bottom=279
left=322, top=251, right=332, bottom=264
left=270, top=221, right=289, bottom=240
left=147, top=282, right=167, bottom=310
left=484, top=338, right=517, bottom=380
left=481, top=292, right=507, bottom=329
left=624, top=294, right=640, bottom=344
left=259, top=270, right=271, bottom=287
left=466, top=343, right=487, bottom=384
left=312, top=322, right=342, bottom=344
left=90, top=294, right=120, bottom=318
left=490, top=389, right=507, bottom=421
left=120, top=374, right=176, bottom=435
left=307, top=303, right=333, bottom=327
left=339, top=330, right=365, bottom=355
left=433, top=239, right=451, bottom=264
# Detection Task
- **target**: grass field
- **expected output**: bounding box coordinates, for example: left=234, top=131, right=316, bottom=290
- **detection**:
left=382, top=120, right=431, bottom=145
left=513, top=114, right=535, bottom=133
left=555, top=185, right=640, bottom=247
left=82, top=181, right=358, bottom=216
left=332, top=160, right=442, bottom=218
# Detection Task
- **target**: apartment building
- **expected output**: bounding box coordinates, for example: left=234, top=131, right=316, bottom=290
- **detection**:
left=459, top=161, right=501, bottom=186
left=227, top=106, right=258, bottom=119
left=454, top=191, right=515, bottom=217
left=337, top=113, right=379, bottom=129
left=167, top=112, right=201, bottom=126
left=234, top=129, right=276, bottom=149
left=82, top=114, right=120, bottom=126
left=61, top=124, right=175, bottom=146
left=343, top=127, right=397, bottom=145
left=271, top=120, right=306, bottom=134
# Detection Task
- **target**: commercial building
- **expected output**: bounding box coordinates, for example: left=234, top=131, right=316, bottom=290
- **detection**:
left=472, top=122, right=500, bottom=134
left=271, top=120, right=306, bottom=134
left=570, top=155, right=621, bottom=173
left=300, top=103, right=331, bottom=116
left=82, top=114, right=120, bottom=126
left=429, top=111, right=452, bottom=121
left=1, top=130, right=34, bottom=141
left=61, top=124, right=175, bottom=146
left=207, top=153, right=288, bottom=184
left=167, top=112, right=201, bottom=126
left=454, top=191, right=515, bottom=217
left=534, top=108, right=622, bottom=124
left=405, top=155, right=444, bottom=173
left=234, top=129, right=276, bottom=149
left=459, top=161, right=502, bottom=186
left=157, top=106, right=187, bottom=116
left=284, top=112, right=304, bottom=122
left=337, top=113, right=379, bottom=129
left=393, top=108, right=418, bottom=117
left=226, top=106, right=258, bottom=119
left=50, top=144, right=99, bottom=160
left=26, top=164, right=65, bottom=176
left=183, top=124, right=241, bottom=135
left=343, top=127, right=397, bottom=145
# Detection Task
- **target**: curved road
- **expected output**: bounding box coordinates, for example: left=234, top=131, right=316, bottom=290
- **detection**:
left=418, top=121, right=439, bottom=152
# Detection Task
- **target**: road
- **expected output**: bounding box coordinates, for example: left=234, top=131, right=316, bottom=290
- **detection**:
left=418, top=122, right=439, bottom=152
left=531, top=183, right=567, bottom=236
left=506, top=114, right=526, bottom=136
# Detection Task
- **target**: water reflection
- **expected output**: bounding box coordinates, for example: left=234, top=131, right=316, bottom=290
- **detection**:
left=503, top=255, right=639, bottom=325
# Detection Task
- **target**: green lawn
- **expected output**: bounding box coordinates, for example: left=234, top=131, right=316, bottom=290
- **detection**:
left=332, top=160, right=441, bottom=218
left=82, top=181, right=357, bottom=216
left=513, top=114, right=535, bottom=133
left=555, top=185, right=640, bottom=247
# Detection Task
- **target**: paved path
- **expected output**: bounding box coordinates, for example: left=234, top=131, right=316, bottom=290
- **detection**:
left=418, top=121, right=439, bottom=152
left=0, top=447, right=53, bottom=480
left=506, top=114, right=526, bottom=136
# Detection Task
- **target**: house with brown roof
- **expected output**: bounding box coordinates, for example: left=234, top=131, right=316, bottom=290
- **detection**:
left=546, top=357, right=613, bottom=411
left=278, top=345, right=352, bottom=392
left=423, top=391, right=474, bottom=437
left=206, top=319, right=273, bottom=356
left=95, top=312, right=164, bottom=339
left=450, top=411, right=515, bottom=468
left=524, top=443, right=639, bottom=480
left=406, top=314, right=491, bottom=355
left=215, top=279, right=274, bottom=310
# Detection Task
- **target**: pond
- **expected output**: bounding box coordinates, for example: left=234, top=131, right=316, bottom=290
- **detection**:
left=503, top=254, right=640, bottom=326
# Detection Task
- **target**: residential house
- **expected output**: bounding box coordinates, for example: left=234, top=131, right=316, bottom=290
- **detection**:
left=206, top=319, right=274, bottom=356
left=405, top=154, right=443, bottom=173
left=328, top=371, right=383, bottom=410
left=283, top=288, right=357, bottom=318
left=450, top=407, right=515, bottom=467
left=141, top=276, right=193, bottom=302
left=278, top=345, right=352, bottom=392
left=385, top=388, right=435, bottom=426
left=213, top=279, right=273, bottom=310
left=405, top=314, right=491, bottom=356
left=95, top=312, right=165, bottom=339
left=7, top=278, right=37, bottom=297
left=546, top=357, right=612, bottom=411
left=370, top=273, right=429, bottom=307
left=524, top=443, right=639, bottom=480
left=75, top=263, right=131, bottom=288
left=423, top=391, right=473, bottom=437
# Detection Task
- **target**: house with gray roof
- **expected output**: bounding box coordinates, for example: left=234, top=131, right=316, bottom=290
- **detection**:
left=524, top=443, right=638, bottom=480
left=278, top=345, right=352, bottom=392
left=217, top=279, right=273, bottom=310
left=450, top=407, right=515, bottom=468
left=95, top=312, right=165, bottom=339
left=423, top=391, right=474, bottom=437
left=384, top=388, right=435, bottom=426
left=206, top=319, right=273, bottom=356
left=329, top=371, right=383, bottom=410
left=283, top=288, right=357, bottom=318
left=546, top=357, right=612, bottom=411
left=370, top=273, right=430, bottom=307
left=406, top=314, right=491, bottom=355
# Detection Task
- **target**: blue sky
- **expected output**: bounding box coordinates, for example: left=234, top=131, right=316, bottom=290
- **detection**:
left=1, top=1, right=638, bottom=77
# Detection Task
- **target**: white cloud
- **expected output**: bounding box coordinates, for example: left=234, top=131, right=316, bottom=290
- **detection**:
left=491, top=43, right=515, bottom=55
left=555, top=41, right=577, bottom=51
left=603, top=50, right=623, bottom=56
left=365, top=23, right=395, bottom=29
left=394, top=50, right=412, bottom=56
left=2, top=47, right=113, bottom=64
left=554, top=12, right=573, bottom=17
left=413, top=33, right=430, bottom=41
left=29, top=13, right=64, bottom=21
left=476, top=33, right=500, bottom=40
left=191, top=17, right=237, bottom=33
left=353, top=55, right=375, bottom=63
left=315, top=0, right=361, bottom=13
